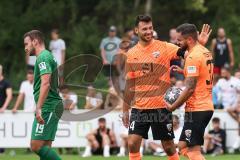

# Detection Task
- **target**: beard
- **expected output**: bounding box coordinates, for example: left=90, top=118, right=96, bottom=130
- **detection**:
left=29, top=47, right=36, bottom=56
left=139, top=33, right=153, bottom=42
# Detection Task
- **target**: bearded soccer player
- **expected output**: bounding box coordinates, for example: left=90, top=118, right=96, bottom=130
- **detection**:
left=24, top=30, right=63, bottom=160
left=122, top=15, right=211, bottom=160
left=165, top=23, right=214, bottom=160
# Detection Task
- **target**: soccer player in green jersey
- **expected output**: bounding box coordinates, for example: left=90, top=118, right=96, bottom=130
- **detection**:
left=24, top=30, right=63, bottom=160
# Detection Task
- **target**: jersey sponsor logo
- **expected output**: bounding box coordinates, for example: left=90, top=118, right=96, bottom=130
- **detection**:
left=152, top=51, right=160, bottom=58
left=187, top=66, right=197, bottom=74
left=39, top=62, right=47, bottom=71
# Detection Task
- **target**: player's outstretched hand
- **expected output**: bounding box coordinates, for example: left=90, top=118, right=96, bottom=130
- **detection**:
left=164, top=100, right=175, bottom=112
left=171, top=65, right=183, bottom=74
left=198, top=24, right=212, bottom=46
left=122, top=111, right=129, bottom=128
left=36, top=108, right=45, bottom=124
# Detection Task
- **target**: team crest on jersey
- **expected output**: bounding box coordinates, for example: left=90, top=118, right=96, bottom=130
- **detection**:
left=187, top=66, right=196, bottom=74
left=185, top=129, right=192, bottom=138
left=166, top=123, right=172, bottom=132
left=39, top=62, right=46, bottom=71
left=152, top=51, right=160, bottom=58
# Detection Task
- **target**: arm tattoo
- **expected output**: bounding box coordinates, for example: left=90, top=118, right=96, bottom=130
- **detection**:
left=185, top=77, right=197, bottom=90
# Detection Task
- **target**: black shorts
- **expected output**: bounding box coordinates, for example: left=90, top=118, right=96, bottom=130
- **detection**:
left=128, top=108, right=174, bottom=140
left=179, top=111, right=213, bottom=147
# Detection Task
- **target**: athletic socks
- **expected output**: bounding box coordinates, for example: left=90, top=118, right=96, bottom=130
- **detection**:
left=103, top=145, right=110, bottom=157
left=140, top=146, right=144, bottom=157
left=36, top=145, right=61, bottom=160
left=168, top=152, right=180, bottom=160
left=129, top=152, right=141, bottom=160
left=186, top=150, right=206, bottom=160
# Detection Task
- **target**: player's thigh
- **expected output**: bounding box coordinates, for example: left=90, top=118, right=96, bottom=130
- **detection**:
left=161, top=139, right=176, bottom=155
left=31, top=112, right=60, bottom=141
left=128, top=134, right=143, bottom=152
left=150, top=108, right=174, bottom=140
left=128, top=108, right=150, bottom=139
left=30, top=140, right=46, bottom=151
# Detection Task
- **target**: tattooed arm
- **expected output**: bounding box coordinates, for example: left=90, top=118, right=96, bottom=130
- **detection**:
left=166, top=77, right=197, bottom=111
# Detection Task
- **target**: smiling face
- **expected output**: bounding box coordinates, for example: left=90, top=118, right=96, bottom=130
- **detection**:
left=24, top=36, right=36, bottom=56
left=176, top=32, right=188, bottom=51
left=135, top=21, right=153, bottom=42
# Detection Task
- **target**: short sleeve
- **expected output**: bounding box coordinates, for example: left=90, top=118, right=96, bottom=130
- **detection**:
left=100, top=39, right=105, bottom=50
left=165, top=42, right=180, bottom=60
left=184, top=55, right=201, bottom=77
left=60, top=40, right=66, bottom=50
left=37, top=55, right=52, bottom=75
left=125, top=56, right=135, bottom=80
left=19, top=82, right=25, bottom=93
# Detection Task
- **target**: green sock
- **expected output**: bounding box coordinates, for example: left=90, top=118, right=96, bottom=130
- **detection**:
left=36, top=145, right=61, bottom=160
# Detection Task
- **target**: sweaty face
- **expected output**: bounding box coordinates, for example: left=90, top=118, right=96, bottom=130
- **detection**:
left=24, top=36, right=36, bottom=56
left=136, top=21, right=153, bottom=42
left=176, top=32, right=188, bottom=51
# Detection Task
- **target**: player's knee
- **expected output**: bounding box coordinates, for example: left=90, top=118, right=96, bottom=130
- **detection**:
left=30, top=141, right=41, bottom=152
left=128, top=140, right=140, bottom=152
left=164, top=146, right=176, bottom=156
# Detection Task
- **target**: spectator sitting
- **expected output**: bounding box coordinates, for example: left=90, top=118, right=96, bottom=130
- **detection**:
left=148, top=115, right=182, bottom=156
left=123, top=28, right=138, bottom=47
left=84, top=86, right=103, bottom=109
left=0, top=64, right=13, bottom=113
left=212, top=76, right=223, bottom=109
left=204, top=117, right=226, bottom=156
left=60, top=85, right=78, bottom=110
left=12, top=70, right=35, bottom=113
left=104, top=86, right=122, bottom=110
left=82, top=118, right=117, bottom=157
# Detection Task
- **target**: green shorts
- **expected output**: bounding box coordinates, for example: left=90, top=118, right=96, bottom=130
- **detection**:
left=31, top=111, right=62, bottom=141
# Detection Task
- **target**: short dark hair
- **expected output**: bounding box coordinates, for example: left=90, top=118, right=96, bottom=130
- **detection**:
left=172, top=115, right=179, bottom=122
left=24, top=30, right=44, bottom=44
left=27, top=69, right=34, bottom=74
left=51, top=29, right=59, bottom=34
left=135, top=15, right=152, bottom=27
left=212, top=117, right=220, bottom=123
left=98, top=117, right=106, bottom=123
left=176, top=23, right=198, bottom=41
left=221, top=66, right=231, bottom=72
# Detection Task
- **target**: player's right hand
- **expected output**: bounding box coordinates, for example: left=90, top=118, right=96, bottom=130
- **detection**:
left=36, top=108, right=45, bottom=124
left=171, top=65, right=183, bottom=74
left=122, top=111, right=129, bottom=128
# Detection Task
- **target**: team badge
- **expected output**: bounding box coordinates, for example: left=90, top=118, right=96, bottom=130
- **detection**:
left=185, top=129, right=192, bottom=138
left=152, top=51, right=160, bottom=58
left=166, top=123, right=172, bottom=132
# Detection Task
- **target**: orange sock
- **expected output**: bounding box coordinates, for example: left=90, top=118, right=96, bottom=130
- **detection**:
left=129, top=152, right=141, bottom=160
left=168, top=152, right=180, bottom=160
left=186, top=150, right=205, bottom=160
left=180, top=148, right=188, bottom=158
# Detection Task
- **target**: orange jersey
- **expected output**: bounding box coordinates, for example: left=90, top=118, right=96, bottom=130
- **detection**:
left=125, top=40, right=179, bottom=109
left=184, top=44, right=214, bottom=112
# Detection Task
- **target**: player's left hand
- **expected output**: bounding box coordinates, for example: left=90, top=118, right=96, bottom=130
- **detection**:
left=198, top=24, right=212, bottom=46
left=164, top=100, right=176, bottom=112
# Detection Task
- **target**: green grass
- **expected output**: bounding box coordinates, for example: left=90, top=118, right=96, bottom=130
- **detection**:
left=0, top=153, right=239, bottom=160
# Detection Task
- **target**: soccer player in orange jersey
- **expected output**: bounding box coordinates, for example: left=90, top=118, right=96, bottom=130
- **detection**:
left=122, top=15, right=211, bottom=160
left=165, top=23, right=214, bottom=160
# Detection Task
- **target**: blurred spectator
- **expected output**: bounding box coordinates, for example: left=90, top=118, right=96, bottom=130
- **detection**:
left=204, top=117, right=226, bottom=155
left=104, top=87, right=122, bottom=110
left=12, top=70, right=35, bottom=113
left=216, top=67, right=240, bottom=116
left=84, top=86, right=103, bottom=109
left=100, top=25, right=121, bottom=65
left=25, top=54, right=36, bottom=71
left=169, top=28, right=184, bottom=80
left=170, top=76, right=177, bottom=86
left=234, top=69, right=240, bottom=80
left=116, top=132, right=128, bottom=157
left=82, top=118, right=117, bottom=157
left=49, top=29, right=66, bottom=85
left=211, top=27, right=234, bottom=75
left=0, top=65, right=12, bottom=113
left=212, top=76, right=223, bottom=109
left=124, top=28, right=138, bottom=47
left=153, top=30, right=158, bottom=39
left=60, top=85, right=78, bottom=110
left=148, top=115, right=182, bottom=156
left=0, top=65, right=12, bottom=154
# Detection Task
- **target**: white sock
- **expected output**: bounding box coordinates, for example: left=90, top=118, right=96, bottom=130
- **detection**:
left=83, top=145, right=91, bottom=155
left=140, top=146, right=144, bottom=156
left=104, top=145, right=110, bottom=156
left=156, top=147, right=163, bottom=153
left=233, top=136, right=240, bottom=149
left=120, top=146, right=125, bottom=154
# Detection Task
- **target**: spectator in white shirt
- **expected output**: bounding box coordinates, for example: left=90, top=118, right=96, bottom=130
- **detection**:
left=60, top=85, right=78, bottom=110
left=84, top=86, right=103, bottom=109
left=12, top=70, right=35, bottom=112
left=49, top=29, right=66, bottom=85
